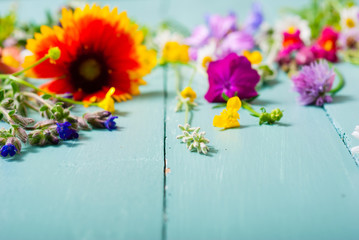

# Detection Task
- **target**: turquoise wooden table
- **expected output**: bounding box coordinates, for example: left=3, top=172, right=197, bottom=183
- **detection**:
left=1, top=0, right=359, bottom=239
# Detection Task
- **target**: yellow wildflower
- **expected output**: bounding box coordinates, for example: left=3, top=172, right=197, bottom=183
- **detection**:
left=2, top=55, right=19, bottom=68
left=243, top=50, right=262, bottom=65
left=161, top=41, right=190, bottom=64
left=98, top=87, right=116, bottom=113
left=201, top=56, right=213, bottom=69
left=180, top=87, right=197, bottom=102
left=213, top=96, right=241, bottom=129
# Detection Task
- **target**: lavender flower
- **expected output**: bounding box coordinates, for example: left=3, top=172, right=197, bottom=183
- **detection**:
left=291, top=61, right=335, bottom=106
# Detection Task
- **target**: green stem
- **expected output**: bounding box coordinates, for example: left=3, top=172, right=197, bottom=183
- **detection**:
left=184, top=102, right=189, bottom=124
left=242, top=101, right=260, bottom=118
left=174, top=64, right=181, bottom=95
left=22, top=92, right=53, bottom=109
left=23, top=100, right=40, bottom=112
left=0, top=106, right=16, bottom=125
left=188, top=67, right=196, bottom=87
left=329, top=67, right=345, bottom=96
left=0, top=75, right=97, bottom=107
left=12, top=55, right=50, bottom=77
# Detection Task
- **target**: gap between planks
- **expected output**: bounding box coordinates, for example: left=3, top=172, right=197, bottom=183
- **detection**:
left=162, top=66, right=168, bottom=240
left=323, top=105, right=359, bottom=165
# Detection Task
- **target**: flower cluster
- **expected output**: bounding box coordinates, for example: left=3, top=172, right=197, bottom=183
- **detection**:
left=186, top=4, right=263, bottom=72
left=272, top=2, right=359, bottom=71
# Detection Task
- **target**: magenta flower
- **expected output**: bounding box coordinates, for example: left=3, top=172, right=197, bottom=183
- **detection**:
left=205, top=53, right=260, bottom=103
left=291, top=61, right=335, bottom=106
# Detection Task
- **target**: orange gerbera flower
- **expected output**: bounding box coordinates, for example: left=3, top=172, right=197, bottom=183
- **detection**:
left=23, top=4, right=156, bottom=102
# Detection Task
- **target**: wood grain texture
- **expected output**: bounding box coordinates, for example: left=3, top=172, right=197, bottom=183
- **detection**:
left=164, top=68, right=359, bottom=240
left=0, top=0, right=359, bottom=239
left=0, top=68, right=165, bottom=240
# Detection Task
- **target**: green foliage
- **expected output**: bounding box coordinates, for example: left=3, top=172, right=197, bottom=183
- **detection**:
left=0, top=11, right=16, bottom=45
left=285, top=0, right=355, bottom=39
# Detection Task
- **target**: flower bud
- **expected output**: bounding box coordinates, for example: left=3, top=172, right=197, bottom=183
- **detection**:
left=11, top=114, right=35, bottom=127
left=34, top=119, right=57, bottom=129
left=7, top=137, right=22, bottom=152
left=14, top=127, right=28, bottom=143
left=270, top=108, right=283, bottom=122
left=77, top=117, right=90, bottom=130
left=48, top=47, right=61, bottom=61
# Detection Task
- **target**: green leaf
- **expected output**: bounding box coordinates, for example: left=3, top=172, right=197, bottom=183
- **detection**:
left=221, top=92, right=229, bottom=101
left=10, top=81, right=20, bottom=93
left=0, top=90, right=4, bottom=101
left=212, top=103, right=227, bottom=109
left=8, top=110, right=15, bottom=116
left=40, top=105, right=49, bottom=111
left=0, top=112, right=3, bottom=121
left=42, top=94, right=52, bottom=100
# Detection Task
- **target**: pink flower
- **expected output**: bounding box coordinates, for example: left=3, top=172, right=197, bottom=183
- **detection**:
left=277, top=30, right=304, bottom=59
left=311, top=27, right=339, bottom=62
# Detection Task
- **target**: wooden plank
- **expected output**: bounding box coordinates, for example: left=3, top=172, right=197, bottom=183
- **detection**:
left=164, top=68, right=359, bottom=240
left=323, top=63, right=359, bottom=164
left=0, top=68, right=165, bottom=240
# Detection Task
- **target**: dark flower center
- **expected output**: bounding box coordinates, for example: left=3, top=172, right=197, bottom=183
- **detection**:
left=69, top=53, right=110, bottom=93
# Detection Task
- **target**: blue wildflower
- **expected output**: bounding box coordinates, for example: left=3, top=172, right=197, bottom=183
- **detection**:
left=243, top=2, right=263, bottom=34
left=104, top=116, right=118, bottom=131
left=56, top=122, right=79, bottom=140
left=1, top=144, right=18, bottom=157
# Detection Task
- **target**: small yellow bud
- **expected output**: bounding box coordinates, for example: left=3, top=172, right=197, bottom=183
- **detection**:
left=48, top=47, right=61, bottom=61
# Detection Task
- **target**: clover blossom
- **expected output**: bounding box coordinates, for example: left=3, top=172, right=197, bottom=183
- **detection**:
left=291, top=61, right=335, bottom=106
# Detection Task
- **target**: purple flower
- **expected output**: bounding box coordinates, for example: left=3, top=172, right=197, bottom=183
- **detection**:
left=243, top=2, right=263, bottom=33
left=217, top=31, right=255, bottom=58
left=205, top=53, right=260, bottom=102
left=291, top=61, right=335, bottom=106
left=185, top=25, right=210, bottom=48
left=207, top=13, right=237, bottom=39
left=1, top=143, right=17, bottom=157
left=104, top=116, right=118, bottom=131
left=56, top=122, right=79, bottom=140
